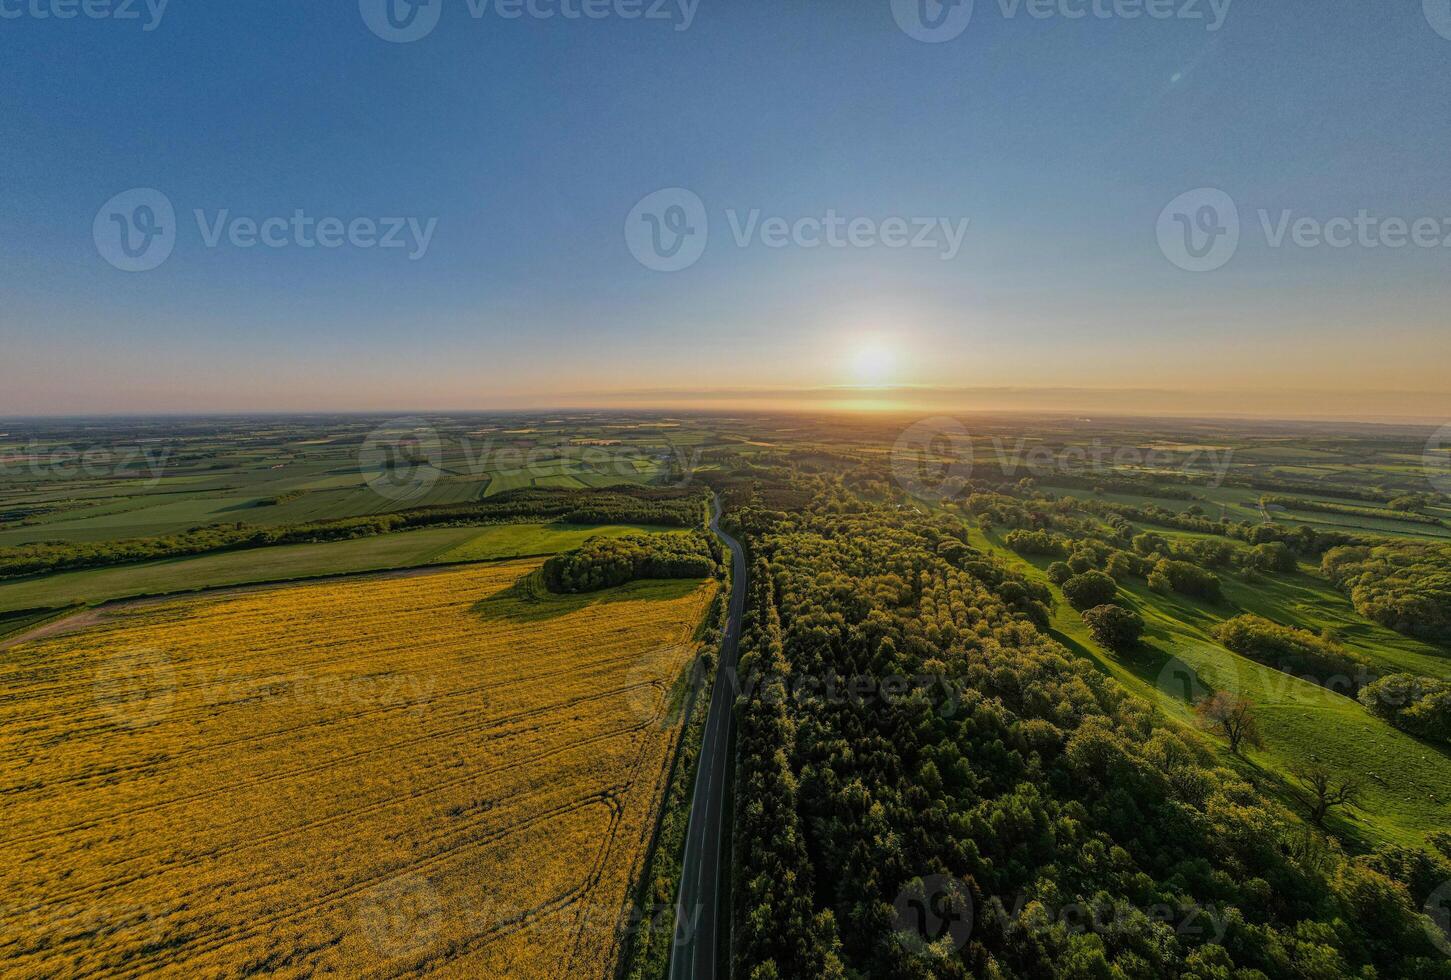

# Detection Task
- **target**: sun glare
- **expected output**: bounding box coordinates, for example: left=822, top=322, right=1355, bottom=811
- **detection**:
left=850, top=342, right=897, bottom=388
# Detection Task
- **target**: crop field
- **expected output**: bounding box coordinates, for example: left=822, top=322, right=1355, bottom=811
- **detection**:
left=0, top=562, right=716, bottom=978
left=0, top=522, right=670, bottom=615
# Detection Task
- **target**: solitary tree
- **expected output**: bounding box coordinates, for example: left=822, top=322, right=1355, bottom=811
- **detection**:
left=1194, top=692, right=1264, bottom=756
left=1061, top=570, right=1117, bottom=611
left=1082, top=604, right=1143, bottom=653
left=1293, top=763, right=1365, bottom=828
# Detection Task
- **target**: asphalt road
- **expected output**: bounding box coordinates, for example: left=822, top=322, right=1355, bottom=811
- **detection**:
left=668, top=495, right=746, bottom=980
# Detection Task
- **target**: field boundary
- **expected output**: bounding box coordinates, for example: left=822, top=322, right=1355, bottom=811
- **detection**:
left=614, top=650, right=716, bottom=979
left=615, top=585, right=727, bottom=979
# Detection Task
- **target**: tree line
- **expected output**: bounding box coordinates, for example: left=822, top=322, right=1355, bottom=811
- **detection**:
left=0, top=487, right=707, bottom=584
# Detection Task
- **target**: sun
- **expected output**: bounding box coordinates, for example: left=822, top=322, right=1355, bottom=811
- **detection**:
left=850, top=341, right=897, bottom=388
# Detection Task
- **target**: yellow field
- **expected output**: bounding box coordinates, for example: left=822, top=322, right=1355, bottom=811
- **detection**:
left=0, top=562, right=715, bottom=978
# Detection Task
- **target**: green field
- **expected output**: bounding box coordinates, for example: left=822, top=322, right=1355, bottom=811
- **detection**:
left=0, top=522, right=665, bottom=614
left=974, top=525, right=1451, bottom=850
left=0, top=416, right=700, bottom=546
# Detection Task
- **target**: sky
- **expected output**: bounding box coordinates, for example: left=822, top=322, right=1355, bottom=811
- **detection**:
left=3, top=1, right=1450, bottom=420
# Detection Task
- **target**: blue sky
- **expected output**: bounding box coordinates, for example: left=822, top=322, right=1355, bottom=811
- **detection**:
left=3, top=1, right=1449, bottom=416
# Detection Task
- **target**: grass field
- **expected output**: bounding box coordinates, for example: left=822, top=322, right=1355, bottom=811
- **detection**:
left=973, top=526, right=1451, bottom=849
left=0, top=415, right=694, bottom=548
left=0, top=562, right=716, bottom=977
left=0, top=522, right=667, bottom=615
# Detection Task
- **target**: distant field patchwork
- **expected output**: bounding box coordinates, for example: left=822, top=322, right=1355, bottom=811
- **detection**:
left=0, top=562, right=715, bottom=978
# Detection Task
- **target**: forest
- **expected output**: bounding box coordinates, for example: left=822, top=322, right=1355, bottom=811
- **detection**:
left=722, top=469, right=1451, bottom=979
left=1322, top=542, right=1451, bottom=643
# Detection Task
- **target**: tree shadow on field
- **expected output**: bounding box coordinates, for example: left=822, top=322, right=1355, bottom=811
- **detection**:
left=1049, top=627, right=1178, bottom=694
left=471, top=571, right=704, bottom=624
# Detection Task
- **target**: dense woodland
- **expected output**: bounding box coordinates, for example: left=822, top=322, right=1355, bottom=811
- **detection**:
left=1322, top=542, right=1451, bottom=643
left=723, top=471, right=1451, bottom=979
left=1359, top=674, right=1451, bottom=746
left=1214, top=615, right=1374, bottom=696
